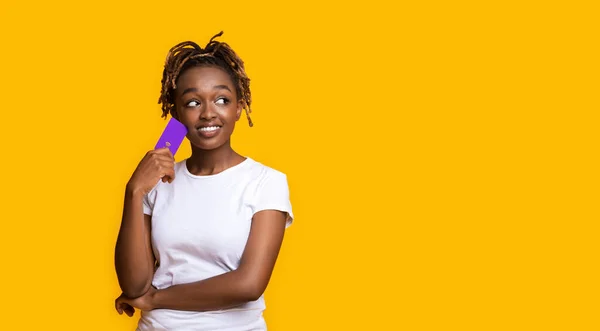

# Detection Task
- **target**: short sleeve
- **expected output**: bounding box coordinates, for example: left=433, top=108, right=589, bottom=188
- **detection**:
left=142, top=182, right=159, bottom=216
left=251, top=170, right=294, bottom=228
left=143, top=193, right=153, bottom=216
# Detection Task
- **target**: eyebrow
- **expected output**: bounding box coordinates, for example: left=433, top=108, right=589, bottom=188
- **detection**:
left=181, top=85, right=232, bottom=96
left=213, top=85, right=232, bottom=92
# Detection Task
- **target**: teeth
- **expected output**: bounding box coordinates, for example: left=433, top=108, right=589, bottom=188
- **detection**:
left=198, top=126, right=220, bottom=132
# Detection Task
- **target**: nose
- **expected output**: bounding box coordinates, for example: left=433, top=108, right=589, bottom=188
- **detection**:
left=199, top=103, right=217, bottom=120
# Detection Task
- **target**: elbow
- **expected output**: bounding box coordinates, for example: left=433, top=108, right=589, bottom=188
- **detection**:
left=240, top=278, right=267, bottom=302
left=121, top=281, right=152, bottom=299
left=115, top=262, right=154, bottom=298
left=247, top=287, right=263, bottom=302
left=244, top=287, right=263, bottom=302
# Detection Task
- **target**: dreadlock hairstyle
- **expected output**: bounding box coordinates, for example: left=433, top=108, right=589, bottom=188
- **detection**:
left=158, top=31, right=253, bottom=127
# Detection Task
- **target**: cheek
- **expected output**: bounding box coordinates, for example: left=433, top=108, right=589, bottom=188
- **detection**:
left=178, top=108, right=198, bottom=123
left=221, top=106, right=240, bottom=122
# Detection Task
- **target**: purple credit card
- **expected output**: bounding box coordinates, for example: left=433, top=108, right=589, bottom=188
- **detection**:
left=154, top=118, right=188, bottom=156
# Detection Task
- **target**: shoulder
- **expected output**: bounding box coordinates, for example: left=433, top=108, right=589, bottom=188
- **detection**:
left=244, top=158, right=294, bottom=226
left=243, top=157, right=289, bottom=184
left=244, top=157, right=291, bottom=199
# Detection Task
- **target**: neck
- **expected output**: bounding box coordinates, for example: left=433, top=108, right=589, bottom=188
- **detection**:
left=187, top=141, right=245, bottom=176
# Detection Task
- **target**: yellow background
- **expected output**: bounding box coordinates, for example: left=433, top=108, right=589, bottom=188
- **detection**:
left=0, top=1, right=598, bottom=330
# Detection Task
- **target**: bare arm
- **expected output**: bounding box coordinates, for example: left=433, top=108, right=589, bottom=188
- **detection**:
left=114, top=188, right=155, bottom=298
left=149, top=209, right=288, bottom=311
left=114, top=148, right=175, bottom=298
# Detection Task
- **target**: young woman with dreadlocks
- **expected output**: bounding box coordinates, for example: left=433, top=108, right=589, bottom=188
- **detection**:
left=114, top=31, right=294, bottom=331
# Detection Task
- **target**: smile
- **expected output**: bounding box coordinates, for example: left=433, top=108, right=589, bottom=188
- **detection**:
left=198, top=126, right=221, bottom=132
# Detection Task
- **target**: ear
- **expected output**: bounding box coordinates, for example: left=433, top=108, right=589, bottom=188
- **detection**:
left=235, top=100, right=243, bottom=121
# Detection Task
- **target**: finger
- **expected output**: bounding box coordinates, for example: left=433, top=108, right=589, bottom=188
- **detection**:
left=124, top=304, right=135, bottom=317
left=116, top=300, right=135, bottom=317
left=115, top=296, right=123, bottom=313
left=156, top=160, right=177, bottom=177
left=166, top=167, right=176, bottom=183
left=158, top=162, right=176, bottom=183
left=160, top=168, right=175, bottom=182
left=147, top=148, right=174, bottom=163
left=150, top=156, right=175, bottom=170
left=156, top=157, right=176, bottom=169
left=154, top=147, right=174, bottom=159
left=164, top=172, right=175, bottom=184
left=161, top=173, right=174, bottom=183
left=116, top=300, right=124, bottom=315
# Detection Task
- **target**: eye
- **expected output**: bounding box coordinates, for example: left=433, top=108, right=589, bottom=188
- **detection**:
left=186, top=100, right=200, bottom=107
left=215, top=97, right=229, bottom=105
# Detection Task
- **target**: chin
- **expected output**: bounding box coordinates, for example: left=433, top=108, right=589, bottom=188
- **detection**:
left=191, top=140, right=227, bottom=151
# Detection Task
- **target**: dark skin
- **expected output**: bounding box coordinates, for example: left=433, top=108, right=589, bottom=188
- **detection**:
left=114, top=66, right=287, bottom=316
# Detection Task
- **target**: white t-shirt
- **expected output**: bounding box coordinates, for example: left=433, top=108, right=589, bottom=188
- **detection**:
left=136, top=157, right=294, bottom=331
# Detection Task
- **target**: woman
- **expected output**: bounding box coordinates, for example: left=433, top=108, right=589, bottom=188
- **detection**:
left=114, top=31, right=294, bottom=331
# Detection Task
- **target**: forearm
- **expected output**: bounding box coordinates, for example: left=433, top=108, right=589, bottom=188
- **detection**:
left=152, top=269, right=259, bottom=312
left=114, top=187, right=154, bottom=297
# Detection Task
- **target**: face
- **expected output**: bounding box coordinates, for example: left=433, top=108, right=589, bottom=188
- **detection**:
left=173, top=66, right=242, bottom=151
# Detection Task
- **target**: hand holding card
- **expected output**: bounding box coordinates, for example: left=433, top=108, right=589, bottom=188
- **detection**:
left=127, top=119, right=185, bottom=194
left=155, top=118, right=188, bottom=156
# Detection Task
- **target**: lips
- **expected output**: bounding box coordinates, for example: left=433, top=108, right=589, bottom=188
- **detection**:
left=196, top=125, right=222, bottom=138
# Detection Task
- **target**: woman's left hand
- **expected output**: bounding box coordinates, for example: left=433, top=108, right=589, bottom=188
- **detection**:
left=115, top=286, right=158, bottom=316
